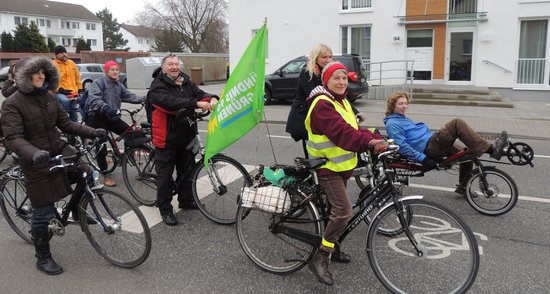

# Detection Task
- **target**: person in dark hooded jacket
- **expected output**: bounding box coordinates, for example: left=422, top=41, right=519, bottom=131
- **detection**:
left=1, top=56, right=106, bottom=275
left=146, top=54, right=218, bottom=226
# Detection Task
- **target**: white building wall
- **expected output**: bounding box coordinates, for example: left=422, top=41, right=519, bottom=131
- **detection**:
left=120, top=27, right=154, bottom=52
left=229, top=0, right=405, bottom=74
left=0, top=12, right=103, bottom=52
left=229, top=0, right=550, bottom=91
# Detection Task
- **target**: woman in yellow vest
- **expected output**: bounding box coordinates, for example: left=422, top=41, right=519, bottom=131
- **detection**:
left=304, top=62, right=387, bottom=285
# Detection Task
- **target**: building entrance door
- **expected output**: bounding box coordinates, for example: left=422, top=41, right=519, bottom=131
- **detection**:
left=446, top=31, right=474, bottom=83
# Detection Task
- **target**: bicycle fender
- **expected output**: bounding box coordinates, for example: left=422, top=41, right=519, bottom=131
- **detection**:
left=370, top=195, right=424, bottom=224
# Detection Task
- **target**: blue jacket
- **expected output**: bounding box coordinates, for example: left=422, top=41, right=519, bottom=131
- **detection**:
left=383, top=113, right=433, bottom=162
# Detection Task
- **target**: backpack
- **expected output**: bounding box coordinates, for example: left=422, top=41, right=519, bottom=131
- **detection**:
left=145, top=95, right=154, bottom=124
left=79, top=77, right=106, bottom=121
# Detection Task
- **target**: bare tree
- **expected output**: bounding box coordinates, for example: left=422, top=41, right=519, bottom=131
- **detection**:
left=142, top=0, right=227, bottom=53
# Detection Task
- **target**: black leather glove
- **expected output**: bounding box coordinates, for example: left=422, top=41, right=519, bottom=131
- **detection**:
left=92, top=128, right=107, bottom=139
left=104, top=106, right=121, bottom=122
left=421, top=158, right=439, bottom=171
left=58, top=87, right=72, bottom=95
left=32, top=150, right=50, bottom=165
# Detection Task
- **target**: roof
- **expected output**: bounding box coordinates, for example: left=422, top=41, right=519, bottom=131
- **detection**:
left=0, top=0, right=100, bottom=21
left=121, top=24, right=160, bottom=38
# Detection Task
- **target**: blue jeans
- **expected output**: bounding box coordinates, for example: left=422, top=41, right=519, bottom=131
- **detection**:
left=56, top=93, right=79, bottom=122
left=31, top=203, right=56, bottom=234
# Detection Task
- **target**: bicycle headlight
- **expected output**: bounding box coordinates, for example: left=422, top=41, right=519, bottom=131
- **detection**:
left=92, top=170, right=100, bottom=182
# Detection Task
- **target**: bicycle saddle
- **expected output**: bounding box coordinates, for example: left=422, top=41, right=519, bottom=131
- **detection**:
left=296, top=157, right=328, bottom=170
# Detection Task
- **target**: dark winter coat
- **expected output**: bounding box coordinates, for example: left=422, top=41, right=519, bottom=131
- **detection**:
left=0, top=56, right=95, bottom=208
left=285, top=66, right=360, bottom=141
left=285, top=67, right=321, bottom=141
left=147, top=67, right=214, bottom=149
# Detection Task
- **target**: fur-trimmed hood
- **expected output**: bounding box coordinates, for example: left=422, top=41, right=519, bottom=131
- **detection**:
left=15, top=56, right=59, bottom=94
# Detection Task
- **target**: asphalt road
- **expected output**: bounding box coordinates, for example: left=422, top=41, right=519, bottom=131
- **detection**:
left=0, top=106, right=549, bottom=293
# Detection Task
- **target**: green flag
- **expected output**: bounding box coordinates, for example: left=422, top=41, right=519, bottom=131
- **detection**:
left=204, top=23, right=267, bottom=166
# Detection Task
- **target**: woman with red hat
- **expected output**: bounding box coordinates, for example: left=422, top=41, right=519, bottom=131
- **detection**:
left=304, top=62, right=387, bottom=286
left=84, top=60, right=145, bottom=186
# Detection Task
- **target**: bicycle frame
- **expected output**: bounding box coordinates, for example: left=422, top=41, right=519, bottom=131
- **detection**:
left=272, top=148, right=427, bottom=256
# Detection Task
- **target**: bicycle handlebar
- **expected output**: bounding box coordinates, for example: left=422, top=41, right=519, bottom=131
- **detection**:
left=48, top=138, right=102, bottom=171
left=120, top=103, right=145, bottom=118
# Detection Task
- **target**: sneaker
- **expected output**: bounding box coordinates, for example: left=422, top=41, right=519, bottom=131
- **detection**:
left=161, top=211, right=179, bottom=226
left=490, top=130, right=508, bottom=160
left=104, top=176, right=116, bottom=187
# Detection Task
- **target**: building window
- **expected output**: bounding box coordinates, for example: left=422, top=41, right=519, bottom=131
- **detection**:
left=14, top=17, right=29, bottom=25
left=66, top=22, right=70, bottom=29
left=341, top=25, right=371, bottom=60
left=39, top=19, right=45, bottom=26
left=342, top=0, right=372, bottom=10
left=138, top=38, right=143, bottom=44
left=87, top=39, right=97, bottom=46
left=72, top=22, right=79, bottom=29
left=517, top=19, right=548, bottom=84
left=46, top=20, right=51, bottom=28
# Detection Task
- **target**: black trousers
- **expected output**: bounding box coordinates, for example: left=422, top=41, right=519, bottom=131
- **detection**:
left=154, top=147, right=196, bottom=214
left=85, top=116, right=130, bottom=173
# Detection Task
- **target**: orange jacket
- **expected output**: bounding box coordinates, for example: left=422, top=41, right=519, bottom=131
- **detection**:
left=52, top=58, right=82, bottom=93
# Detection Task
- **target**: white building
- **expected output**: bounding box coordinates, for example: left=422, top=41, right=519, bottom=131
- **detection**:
left=228, top=0, right=550, bottom=100
left=0, top=0, right=103, bottom=52
left=120, top=24, right=158, bottom=52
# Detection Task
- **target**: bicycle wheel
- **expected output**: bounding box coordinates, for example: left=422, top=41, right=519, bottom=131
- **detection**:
left=0, top=139, right=8, bottom=163
left=367, top=199, right=479, bottom=294
left=79, top=188, right=152, bottom=268
left=191, top=154, right=253, bottom=225
left=0, top=176, right=32, bottom=244
left=85, top=140, right=118, bottom=174
left=465, top=167, right=518, bottom=216
left=236, top=191, right=321, bottom=274
left=122, top=145, right=157, bottom=206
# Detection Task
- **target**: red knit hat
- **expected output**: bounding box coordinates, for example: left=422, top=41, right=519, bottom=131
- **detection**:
left=104, top=60, right=118, bottom=73
left=321, top=62, right=348, bottom=86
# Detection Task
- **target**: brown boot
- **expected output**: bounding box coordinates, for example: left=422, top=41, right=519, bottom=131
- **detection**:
left=308, top=249, right=334, bottom=285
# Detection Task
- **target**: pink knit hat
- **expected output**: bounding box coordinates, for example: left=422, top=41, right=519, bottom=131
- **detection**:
left=321, top=62, right=348, bottom=86
left=104, top=60, right=118, bottom=73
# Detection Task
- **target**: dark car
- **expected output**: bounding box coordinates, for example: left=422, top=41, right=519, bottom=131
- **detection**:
left=264, top=54, right=369, bottom=104
left=0, top=66, right=9, bottom=89
left=77, top=63, right=127, bottom=89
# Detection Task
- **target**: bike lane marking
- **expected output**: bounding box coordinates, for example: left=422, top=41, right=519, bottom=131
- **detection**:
left=136, top=164, right=257, bottom=229
left=409, top=183, right=550, bottom=204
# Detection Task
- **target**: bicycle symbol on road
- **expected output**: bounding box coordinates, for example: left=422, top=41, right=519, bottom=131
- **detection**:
left=388, top=214, right=487, bottom=259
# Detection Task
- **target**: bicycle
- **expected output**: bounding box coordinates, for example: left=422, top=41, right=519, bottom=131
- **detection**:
left=85, top=104, right=151, bottom=175
left=0, top=141, right=152, bottom=268
left=0, top=165, right=30, bottom=243
left=123, top=109, right=253, bottom=224
left=236, top=143, right=480, bottom=293
left=355, top=139, right=534, bottom=216
left=81, top=104, right=155, bottom=206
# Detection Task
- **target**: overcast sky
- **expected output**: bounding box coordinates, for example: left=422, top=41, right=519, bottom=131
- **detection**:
left=53, top=0, right=152, bottom=24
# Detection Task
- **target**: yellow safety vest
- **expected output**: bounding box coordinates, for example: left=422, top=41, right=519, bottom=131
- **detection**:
left=305, top=95, right=358, bottom=172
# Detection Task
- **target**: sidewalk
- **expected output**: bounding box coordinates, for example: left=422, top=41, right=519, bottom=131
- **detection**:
left=195, top=83, right=550, bottom=141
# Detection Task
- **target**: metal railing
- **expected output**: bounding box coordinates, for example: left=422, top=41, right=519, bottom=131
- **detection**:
left=449, top=0, right=478, bottom=14
left=482, top=60, right=512, bottom=74
left=342, top=0, right=372, bottom=10
left=516, top=58, right=547, bottom=84
left=361, top=59, right=415, bottom=99
left=363, top=59, right=415, bottom=86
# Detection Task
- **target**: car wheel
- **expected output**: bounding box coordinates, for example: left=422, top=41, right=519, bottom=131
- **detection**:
left=83, top=80, right=93, bottom=90
left=264, top=88, right=273, bottom=105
